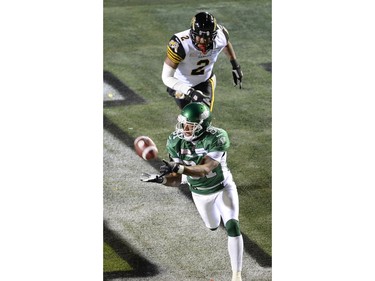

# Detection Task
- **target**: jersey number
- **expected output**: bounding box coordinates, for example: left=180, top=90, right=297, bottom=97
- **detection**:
left=183, top=160, right=217, bottom=180
left=191, top=59, right=209, bottom=75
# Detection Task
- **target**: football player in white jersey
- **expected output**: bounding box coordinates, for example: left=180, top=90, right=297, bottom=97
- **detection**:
left=141, top=102, right=244, bottom=281
left=161, top=12, right=243, bottom=111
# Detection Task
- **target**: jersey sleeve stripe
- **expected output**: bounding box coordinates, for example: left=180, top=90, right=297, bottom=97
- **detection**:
left=167, top=47, right=183, bottom=63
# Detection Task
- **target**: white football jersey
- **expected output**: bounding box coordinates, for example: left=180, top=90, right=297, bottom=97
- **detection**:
left=166, top=25, right=229, bottom=87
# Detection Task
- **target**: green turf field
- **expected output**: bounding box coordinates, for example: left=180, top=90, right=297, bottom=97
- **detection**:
left=104, top=0, right=271, bottom=273
left=104, top=242, right=132, bottom=272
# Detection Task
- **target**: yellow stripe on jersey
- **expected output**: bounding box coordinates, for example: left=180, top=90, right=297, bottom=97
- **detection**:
left=167, top=47, right=183, bottom=64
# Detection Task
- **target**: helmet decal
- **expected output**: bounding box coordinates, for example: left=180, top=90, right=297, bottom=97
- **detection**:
left=200, top=110, right=210, bottom=120
left=191, top=17, right=196, bottom=31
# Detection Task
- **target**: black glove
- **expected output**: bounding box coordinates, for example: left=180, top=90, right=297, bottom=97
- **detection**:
left=140, top=173, right=165, bottom=184
left=160, top=159, right=182, bottom=175
left=187, top=88, right=211, bottom=107
left=231, top=60, right=243, bottom=89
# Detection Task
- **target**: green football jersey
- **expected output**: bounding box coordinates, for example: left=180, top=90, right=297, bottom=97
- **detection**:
left=166, top=126, right=231, bottom=195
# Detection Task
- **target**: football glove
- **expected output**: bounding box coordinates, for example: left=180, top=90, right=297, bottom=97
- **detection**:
left=160, top=159, right=184, bottom=175
left=230, top=60, right=243, bottom=89
left=140, top=173, right=165, bottom=184
left=186, top=88, right=211, bottom=107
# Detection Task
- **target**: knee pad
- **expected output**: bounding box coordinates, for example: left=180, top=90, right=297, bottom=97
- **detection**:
left=225, top=219, right=241, bottom=237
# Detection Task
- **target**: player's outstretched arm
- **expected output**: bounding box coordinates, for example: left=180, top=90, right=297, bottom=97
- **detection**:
left=160, top=156, right=219, bottom=178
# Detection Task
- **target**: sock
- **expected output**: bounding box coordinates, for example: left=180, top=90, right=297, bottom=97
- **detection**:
left=232, top=271, right=242, bottom=281
left=228, top=235, right=244, bottom=272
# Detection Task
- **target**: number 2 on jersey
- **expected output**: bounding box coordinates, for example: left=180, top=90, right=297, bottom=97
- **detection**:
left=191, top=59, right=209, bottom=75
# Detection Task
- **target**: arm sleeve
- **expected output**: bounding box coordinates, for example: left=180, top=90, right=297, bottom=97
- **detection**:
left=161, top=62, right=191, bottom=95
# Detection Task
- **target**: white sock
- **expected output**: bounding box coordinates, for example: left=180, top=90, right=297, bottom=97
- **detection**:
left=232, top=271, right=242, bottom=281
left=228, top=235, right=244, bottom=272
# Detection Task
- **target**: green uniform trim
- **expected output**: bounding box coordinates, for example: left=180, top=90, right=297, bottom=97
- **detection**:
left=225, top=219, right=241, bottom=237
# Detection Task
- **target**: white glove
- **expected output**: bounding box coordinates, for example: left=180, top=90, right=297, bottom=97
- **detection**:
left=140, top=173, right=165, bottom=184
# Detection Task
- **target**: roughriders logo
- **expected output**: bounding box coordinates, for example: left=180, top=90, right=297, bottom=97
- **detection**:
left=168, top=40, right=179, bottom=53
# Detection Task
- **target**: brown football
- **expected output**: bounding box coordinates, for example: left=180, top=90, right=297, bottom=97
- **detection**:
left=134, top=136, right=158, bottom=160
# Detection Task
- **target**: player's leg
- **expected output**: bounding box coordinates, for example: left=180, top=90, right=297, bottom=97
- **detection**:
left=191, top=192, right=221, bottom=230
left=194, top=74, right=216, bottom=111
left=216, top=180, right=244, bottom=281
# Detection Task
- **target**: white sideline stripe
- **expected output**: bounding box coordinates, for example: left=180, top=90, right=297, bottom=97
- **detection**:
left=103, top=82, right=124, bottom=101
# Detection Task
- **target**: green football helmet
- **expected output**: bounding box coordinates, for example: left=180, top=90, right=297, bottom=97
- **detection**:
left=176, top=102, right=212, bottom=141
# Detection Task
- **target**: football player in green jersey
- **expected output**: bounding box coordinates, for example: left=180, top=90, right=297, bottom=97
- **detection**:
left=161, top=12, right=243, bottom=111
left=141, top=102, right=244, bottom=281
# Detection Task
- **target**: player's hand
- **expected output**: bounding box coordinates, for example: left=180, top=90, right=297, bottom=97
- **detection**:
left=231, top=60, right=243, bottom=89
left=160, top=159, right=182, bottom=175
left=187, top=88, right=211, bottom=107
left=140, top=173, right=165, bottom=184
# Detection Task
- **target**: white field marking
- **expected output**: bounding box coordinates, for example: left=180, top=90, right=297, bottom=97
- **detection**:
left=103, top=82, right=125, bottom=101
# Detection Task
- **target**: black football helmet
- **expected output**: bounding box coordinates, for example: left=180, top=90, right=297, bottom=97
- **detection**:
left=190, top=12, right=217, bottom=53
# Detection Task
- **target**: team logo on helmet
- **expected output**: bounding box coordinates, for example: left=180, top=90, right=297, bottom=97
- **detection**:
left=199, top=110, right=210, bottom=121
left=191, top=17, right=196, bottom=31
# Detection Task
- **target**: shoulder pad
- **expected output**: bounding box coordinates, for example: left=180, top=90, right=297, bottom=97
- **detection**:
left=218, top=25, right=229, bottom=42
left=206, top=127, right=230, bottom=151
left=167, top=34, right=186, bottom=63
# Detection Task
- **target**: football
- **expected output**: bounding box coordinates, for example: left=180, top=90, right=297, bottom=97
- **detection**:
left=134, top=136, right=158, bottom=160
